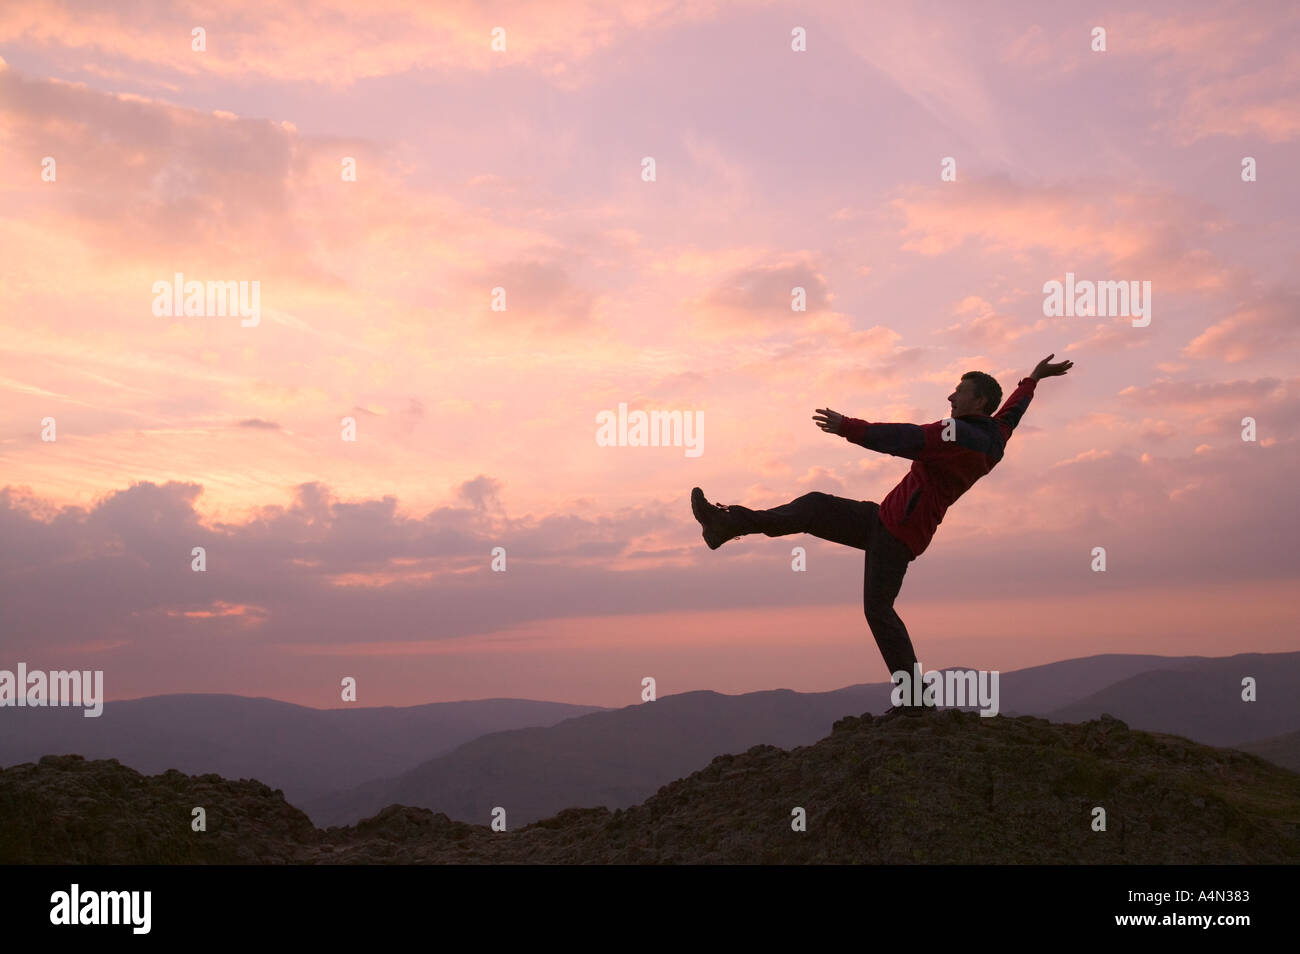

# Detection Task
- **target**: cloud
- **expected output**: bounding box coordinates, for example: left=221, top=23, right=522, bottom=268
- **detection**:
left=0, top=0, right=738, bottom=86
left=692, top=258, right=833, bottom=330
left=1001, top=24, right=1059, bottom=69
left=0, top=59, right=575, bottom=297
left=1065, top=320, right=1152, bottom=354
left=832, top=3, right=1015, bottom=163
left=726, top=323, right=931, bottom=398
left=1116, top=376, right=1296, bottom=436
left=1138, top=418, right=1178, bottom=443
left=1050, top=448, right=1113, bottom=469
left=1117, top=376, right=1288, bottom=412
left=793, top=465, right=847, bottom=496
left=890, top=175, right=1235, bottom=294
left=3, top=422, right=1297, bottom=699
left=460, top=258, right=597, bottom=337
left=1107, top=8, right=1300, bottom=143
left=1182, top=288, right=1300, bottom=363
left=938, top=296, right=1038, bottom=348
left=457, top=474, right=503, bottom=511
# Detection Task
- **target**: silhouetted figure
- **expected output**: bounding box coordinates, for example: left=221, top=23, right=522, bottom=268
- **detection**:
left=692, top=354, right=1072, bottom=716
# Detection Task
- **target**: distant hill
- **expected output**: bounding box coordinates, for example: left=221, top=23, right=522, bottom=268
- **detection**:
left=1238, top=729, right=1300, bottom=773
left=303, top=685, right=888, bottom=827
left=306, top=652, right=1300, bottom=827
left=1046, top=653, right=1300, bottom=745
left=989, top=653, right=1198, bottom=715
left=0, top=694, right=604, bottom=806
left=4, top=711, right=1297, bottom=863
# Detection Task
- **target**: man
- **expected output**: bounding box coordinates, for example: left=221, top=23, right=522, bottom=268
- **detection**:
left=691, top=353, right=1073, bottom=716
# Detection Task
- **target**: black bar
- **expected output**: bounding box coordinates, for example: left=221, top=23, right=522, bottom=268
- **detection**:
left=5, top=864, right=1285, bottom=940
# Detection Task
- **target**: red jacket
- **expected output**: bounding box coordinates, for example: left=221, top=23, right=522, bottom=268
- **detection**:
left=836, top=377, right=1037, bottom=558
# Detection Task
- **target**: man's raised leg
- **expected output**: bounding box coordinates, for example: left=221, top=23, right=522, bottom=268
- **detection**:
left=727, top=491, right=877, bottom=549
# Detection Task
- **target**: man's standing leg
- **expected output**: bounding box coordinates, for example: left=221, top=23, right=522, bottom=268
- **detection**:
left=863, top=515, right=921, bottom=685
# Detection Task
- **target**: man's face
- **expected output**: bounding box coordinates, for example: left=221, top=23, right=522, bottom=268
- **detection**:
left=948, top=379, right=984, bottom=417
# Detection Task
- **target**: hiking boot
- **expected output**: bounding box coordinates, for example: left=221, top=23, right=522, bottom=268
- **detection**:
left=879, top=702, right=938, bottom=721
left=691, top=487, right=752, bottom=549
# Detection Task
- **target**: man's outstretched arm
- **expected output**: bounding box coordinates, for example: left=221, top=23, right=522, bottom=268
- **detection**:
left=813, top=408, right=925, bottom=459
left=996, top=353, right=1073, bottom=432
left=819, top=410, right=994, bottom=459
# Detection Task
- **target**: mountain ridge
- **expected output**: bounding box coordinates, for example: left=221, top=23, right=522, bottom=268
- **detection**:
left=0, top=693, right=605, bottom=806
left=306, top=651, right=1300, bottom=826
left=4, top=710, right=1297, bottom=864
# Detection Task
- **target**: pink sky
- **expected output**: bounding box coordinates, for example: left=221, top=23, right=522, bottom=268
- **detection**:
left=1, top=0, right=1297, bottom=708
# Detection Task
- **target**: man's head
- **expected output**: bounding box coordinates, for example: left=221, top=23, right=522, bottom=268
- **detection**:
left=949, top=371, right=1002, bottom=417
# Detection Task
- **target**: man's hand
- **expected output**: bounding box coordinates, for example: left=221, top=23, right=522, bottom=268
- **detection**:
left=1031, top=354, right=1073, bottom=380
left=814, top=408, right=844, bottom=434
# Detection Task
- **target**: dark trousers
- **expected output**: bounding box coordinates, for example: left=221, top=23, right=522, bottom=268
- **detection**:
left=730, top=492, right=919, bottom=679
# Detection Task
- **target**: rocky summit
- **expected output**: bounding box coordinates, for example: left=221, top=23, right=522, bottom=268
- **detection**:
left=3, top=711, right=1297, bottom=864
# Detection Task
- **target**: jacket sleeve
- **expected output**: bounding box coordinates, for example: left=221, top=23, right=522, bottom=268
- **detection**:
left=839, top=403, right=1023, bottom=460
left=993, top=377, right=1037, bottom=433
left=836, top=418, right=926, bottom=459
left=915, top=418, right=999, bottom=456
